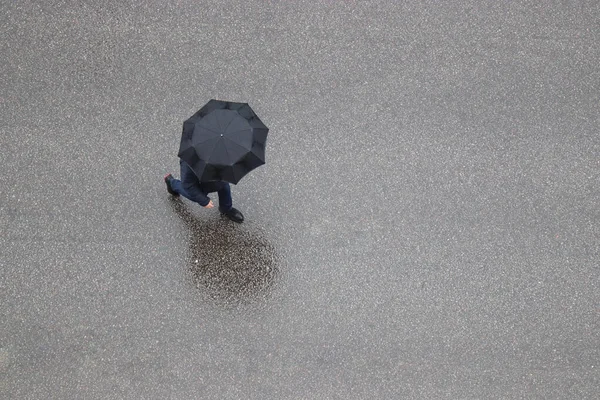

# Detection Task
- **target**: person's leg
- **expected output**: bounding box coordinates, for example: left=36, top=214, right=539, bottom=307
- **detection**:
left=167, top=176, right=199, bottom=202
left=166, top=162, right=211, bottom=203
left=208, top=181, right=243, bottom=222
left=168, top=177, right=242, bottom=222
left=164, top=174, right=179, bottom=196
left=216, top=182, right=233, bottom=212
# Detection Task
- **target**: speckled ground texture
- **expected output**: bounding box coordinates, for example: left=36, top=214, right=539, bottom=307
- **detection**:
left=1, top=0, right=599, bottom=398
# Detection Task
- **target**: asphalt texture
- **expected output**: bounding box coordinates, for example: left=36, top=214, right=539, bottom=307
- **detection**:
left=1, top=1, right=599, bottom=398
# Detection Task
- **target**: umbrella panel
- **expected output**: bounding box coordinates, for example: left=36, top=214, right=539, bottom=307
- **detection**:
left=224, top=128, right=253, bottom=150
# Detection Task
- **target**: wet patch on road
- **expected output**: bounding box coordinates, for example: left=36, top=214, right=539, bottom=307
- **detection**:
left=168, top=198, right=279, bottom=308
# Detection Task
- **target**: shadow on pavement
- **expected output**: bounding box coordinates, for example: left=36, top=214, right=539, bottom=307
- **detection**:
left=168, top=198, right=279, bottom=307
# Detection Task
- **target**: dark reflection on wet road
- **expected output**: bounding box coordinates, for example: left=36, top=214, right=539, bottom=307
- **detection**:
left=168, top=198, right=279, bottom=306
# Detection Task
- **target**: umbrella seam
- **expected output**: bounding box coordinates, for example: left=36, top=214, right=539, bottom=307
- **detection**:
left=222, top=139, right=232, bottom=166
left=222, top=115, right=237, bottom=135
left=195, top=137, right=220, bottom=162
left=222, top=134, right=253, bottom=151
left=189, top=127, right=222, bottom=147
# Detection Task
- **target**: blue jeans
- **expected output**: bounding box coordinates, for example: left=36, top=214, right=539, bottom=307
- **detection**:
left=169, top=179, right=233, bottom=211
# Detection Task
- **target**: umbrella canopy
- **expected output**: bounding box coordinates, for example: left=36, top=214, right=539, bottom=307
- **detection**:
left=178, top=100, right=268, bottom=184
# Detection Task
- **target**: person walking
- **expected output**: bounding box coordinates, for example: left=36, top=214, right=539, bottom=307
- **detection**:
left=167, top=99, right=268, bottom=223
left=164, top=161, right=244, bottom=223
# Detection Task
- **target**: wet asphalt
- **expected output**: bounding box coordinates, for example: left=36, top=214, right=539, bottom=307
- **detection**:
left=1, top=1, right=599, bottom=398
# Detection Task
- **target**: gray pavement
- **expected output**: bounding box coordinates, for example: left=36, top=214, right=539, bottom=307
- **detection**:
left=1, top=0, right=599, bottom=398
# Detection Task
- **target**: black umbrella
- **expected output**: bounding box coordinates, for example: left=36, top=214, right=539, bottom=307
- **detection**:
left=178, top=100, right=268, bottom=184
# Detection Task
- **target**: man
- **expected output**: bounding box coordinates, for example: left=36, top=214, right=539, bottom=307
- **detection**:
left=164, top=161, right=244, bottom=223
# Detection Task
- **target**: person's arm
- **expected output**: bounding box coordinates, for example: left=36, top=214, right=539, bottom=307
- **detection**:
left=180, top=162, right=211, bottom=207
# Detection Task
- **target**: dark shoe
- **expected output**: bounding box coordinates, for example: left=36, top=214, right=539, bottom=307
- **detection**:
left=164, top=174, right=179, bottom=196
left=220, top=207, right=244, bottom=223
